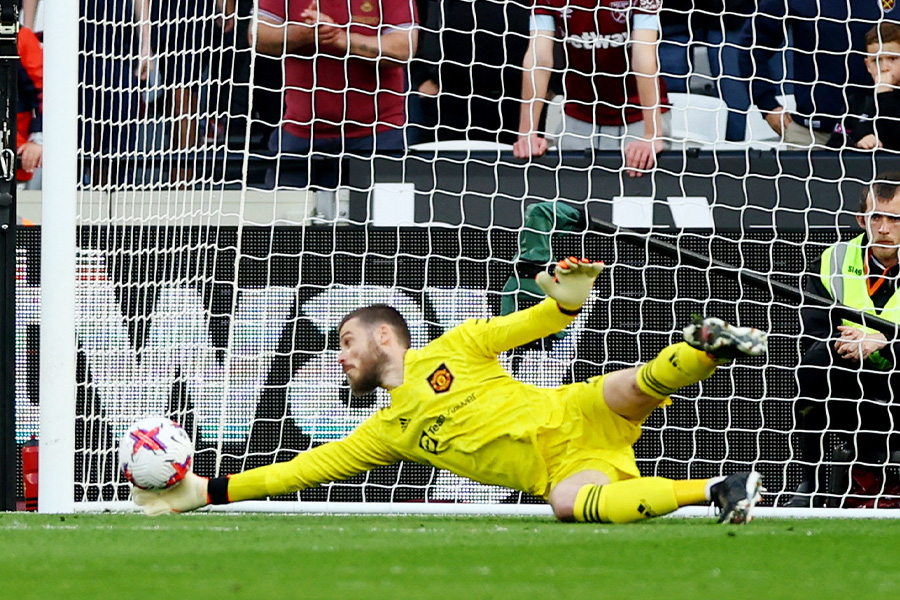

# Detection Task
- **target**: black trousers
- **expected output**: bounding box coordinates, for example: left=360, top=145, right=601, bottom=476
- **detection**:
left=795, top=342, right=900, bottom=488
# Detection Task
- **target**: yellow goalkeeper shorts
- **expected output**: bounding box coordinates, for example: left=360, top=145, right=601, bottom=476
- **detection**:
left=540, top=374, right=644, bottom=494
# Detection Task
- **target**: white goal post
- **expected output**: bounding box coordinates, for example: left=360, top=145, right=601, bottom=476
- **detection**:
left=30, top=0, right=900, bottom=517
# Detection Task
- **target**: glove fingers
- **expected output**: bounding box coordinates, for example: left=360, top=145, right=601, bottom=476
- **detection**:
left=557, top=259, right=604, bottom=279
left=132, top=488, right=173, bottom=515
left=142, top=501, right=173, bottom=516
left=131, top=487, right=153, bottom=506
left=534, top=260, right=604, bottom=311
left=587, top=261, right=605, bottom=276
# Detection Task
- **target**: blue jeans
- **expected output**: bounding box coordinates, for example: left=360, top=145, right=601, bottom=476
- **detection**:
left=659, top=24, right=792, bottom=141
left=264, top=127, right=406, bottom=189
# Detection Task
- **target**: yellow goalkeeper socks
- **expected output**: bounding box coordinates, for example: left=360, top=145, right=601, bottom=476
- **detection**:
left=573, top=477, right=712, bottom=523
left=672, top=478, right=711, bottom=506
left=636, top=342, right=718, bottom=402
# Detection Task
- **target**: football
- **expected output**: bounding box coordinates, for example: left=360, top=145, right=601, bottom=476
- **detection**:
left=118, top=417, right=194, bottom=490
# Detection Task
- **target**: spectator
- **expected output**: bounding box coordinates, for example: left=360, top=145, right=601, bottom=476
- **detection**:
left=254, top=0, right=418, bottom=191
left=201, top=0, right=283, bottom=157
left=736, top=0, right=880, bottom=147
left=658, top=0, right=788, bottom=142
left=16, top=26, right=42, bottom=187
left=514, top=0, right=670, bottom=178
left=830, top=22, right=900, bottom=151
left=137, top=0, right=236, bottom=184
left=20, top=0, right=39, bottom=31
left=80, top=0, right=143, bottom=187
left=788, top=176, right=900, bottom=507
left=659, top=0, right=740, bottom=94
left=409, top=0, right=530, bottom=146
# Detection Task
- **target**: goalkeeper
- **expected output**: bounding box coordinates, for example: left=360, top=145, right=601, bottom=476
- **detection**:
left=135, top=258, right=767, bottom=524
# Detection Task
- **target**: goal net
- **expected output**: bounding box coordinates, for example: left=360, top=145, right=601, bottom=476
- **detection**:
left=26, top=0, right=900, bottom=515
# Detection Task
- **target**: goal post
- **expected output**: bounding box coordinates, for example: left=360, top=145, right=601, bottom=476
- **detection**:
left=38, top=0, right=79, bottom=513
left=25, top=1, right=900, bottom=517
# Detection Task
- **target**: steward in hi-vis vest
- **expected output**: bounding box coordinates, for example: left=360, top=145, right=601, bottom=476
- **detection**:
left=789, top=176, right=900, bottom=508
left=819, top=232, right=900, bottom=370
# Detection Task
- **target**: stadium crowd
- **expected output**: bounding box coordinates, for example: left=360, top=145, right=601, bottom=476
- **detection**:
left=9, top=0, right=892, bottom=189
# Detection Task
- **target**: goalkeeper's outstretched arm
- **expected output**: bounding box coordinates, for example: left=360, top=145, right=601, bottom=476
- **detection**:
left=464, top=257, right=605, bottom=356
left=133, top=419, right=398, bottom=515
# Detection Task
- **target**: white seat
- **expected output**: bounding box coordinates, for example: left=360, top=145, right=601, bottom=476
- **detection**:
left=745, top=94, right=797, bottom=146
left=667, top=92, right=729, bottom=149
left=409, top=140, right=513, bottom=152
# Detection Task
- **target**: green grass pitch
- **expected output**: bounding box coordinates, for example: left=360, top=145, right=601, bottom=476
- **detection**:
left=2, top=513, right=900, bottom=599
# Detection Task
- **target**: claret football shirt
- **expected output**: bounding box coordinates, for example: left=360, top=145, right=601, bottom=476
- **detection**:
left=534, top=0, right=666, bottom=126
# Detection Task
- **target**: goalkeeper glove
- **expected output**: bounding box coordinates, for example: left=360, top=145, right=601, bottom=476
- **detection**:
left=535, top=257, right=605, bottom=313
left=132, top=472, right=209, bottom=516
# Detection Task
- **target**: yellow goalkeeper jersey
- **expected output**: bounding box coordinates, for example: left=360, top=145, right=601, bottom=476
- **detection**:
left=227, top=298, right=636, bottom=503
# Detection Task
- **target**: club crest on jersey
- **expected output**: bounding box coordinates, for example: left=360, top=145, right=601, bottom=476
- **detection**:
left=886, top=0, right=896, bottom=12
left=427, top=363, right=453, bottom=393
left=608, top=0, right=631, bottom=24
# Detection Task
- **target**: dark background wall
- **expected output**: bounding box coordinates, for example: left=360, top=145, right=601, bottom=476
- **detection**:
left=17, top=151, right=900, bottom=506
left=348, top=150, right=900, bottom=230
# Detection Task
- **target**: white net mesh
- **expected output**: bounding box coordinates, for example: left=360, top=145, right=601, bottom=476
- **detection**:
left=21, top=0, right=900, bottom=512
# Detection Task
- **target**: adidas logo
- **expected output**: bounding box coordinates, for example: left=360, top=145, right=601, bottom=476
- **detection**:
left=399, top=417, right=410, bottom=432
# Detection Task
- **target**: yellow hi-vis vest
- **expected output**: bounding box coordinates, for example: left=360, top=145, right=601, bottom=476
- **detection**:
left=819, top=233, right=900, bottom=369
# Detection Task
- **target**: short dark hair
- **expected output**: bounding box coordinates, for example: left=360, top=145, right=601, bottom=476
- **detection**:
left=860, top=172, right=900, bottom=213
left=866, top=22, right=900, bottom=49
left=338, top=304, right=411, bottom=349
